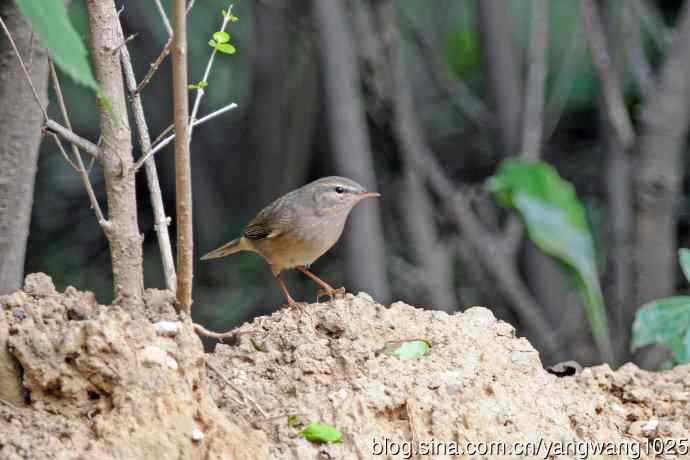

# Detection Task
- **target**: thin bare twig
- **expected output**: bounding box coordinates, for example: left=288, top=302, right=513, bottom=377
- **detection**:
left=188, top=4, right=234, bottom=137
left=206, top=360, right=267, bottom=418
left=1, top=15, right=102, bottom=162
left=132, top=37, right=172, bottom=96
left=193, top=323, right=239, bottom=341
left=44, top=120, right=100, bottom=157
left=132, top=0, right=198, bottom=96
left=109, top=33, right=137, bottom=54
left=132, top=103, right=238, bottom=172
left=49, top=61, right=107, bottom=225
left=153, top=0, right=173, bottom=35
left=118, top=21, right=177, bottom=292
left=49, top=133, right=80, bottom=172
left=0, top=15, right=47, bottom=119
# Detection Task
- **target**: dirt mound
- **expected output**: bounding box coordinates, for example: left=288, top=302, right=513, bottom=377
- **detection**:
left=0, top=273, right=266, bottom=460
left=1, top=275, right=689, bottom=459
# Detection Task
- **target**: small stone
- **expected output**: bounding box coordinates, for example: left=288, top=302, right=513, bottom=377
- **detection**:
left=611, top=404, right=626, bottom=417
left=141, top=345, right=178, bottom=370
left=641, top=419, right=659, bottom=433
left=153, top=321, right=181, bottom=337
left=191, top=428, right=204, bottom=442
left=23, top=273, right=56, bottom=296
left=12, top=308, right=26, bottom=321
left=1, top=292, right=27, bottom=309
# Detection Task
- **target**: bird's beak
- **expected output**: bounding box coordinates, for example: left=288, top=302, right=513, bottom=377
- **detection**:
left=358, top=191, right=381, bottom=200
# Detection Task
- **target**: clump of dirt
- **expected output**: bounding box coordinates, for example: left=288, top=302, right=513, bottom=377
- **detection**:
left=2, top=275, right=689, bottom=459
left=208, top=293, right=689, bottom=459
left=0, top=273, right=267, bottom=460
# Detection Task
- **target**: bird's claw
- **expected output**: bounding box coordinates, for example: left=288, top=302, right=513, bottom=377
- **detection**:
left=316, top=287, right=346, bottom=302
left=282, top=300, right=306, bottom=312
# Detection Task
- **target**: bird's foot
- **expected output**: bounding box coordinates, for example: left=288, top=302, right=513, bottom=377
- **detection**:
left=281, top=300, right=307, bottom=312
left=316, top=287, right=346, bottom=302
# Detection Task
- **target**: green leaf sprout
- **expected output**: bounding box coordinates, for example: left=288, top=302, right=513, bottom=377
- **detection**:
left=298, top=422, right=342, bottom=444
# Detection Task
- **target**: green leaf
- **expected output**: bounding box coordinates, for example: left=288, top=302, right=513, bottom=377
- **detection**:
left=15, top=0, right=97, bottom=90
left=679, top=249, right=690, bottom=285
left=385, top=340, right=430, bottom=360
left=212, top=31, right=230, bottom=44
left=487, top=159, right=611, bottom=357
left=215, top=43, right=236, bottom=54
left=222, top=9, right=239, bottom=22
left=287, top=415, right=298, bottom=428
left=631, top=296, right=690, bottom=364
left=299, top=422, right=342, bottom=444
left=187, top=80, right=208, bottom=91
left=208, top=39, right=218, bottom=48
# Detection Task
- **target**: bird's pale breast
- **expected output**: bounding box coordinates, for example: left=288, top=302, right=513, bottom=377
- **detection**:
left=254, top=213, right=347, bottom=273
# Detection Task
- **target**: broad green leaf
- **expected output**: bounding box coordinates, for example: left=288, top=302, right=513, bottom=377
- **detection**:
left=487, top=159, right=611, bottom=357
left=208, top=39, right=218, bottom=48
left=385, top=340, right=430, bottom=360
left=15, top=0, right=97, bottom=89
left=212, top=31, right=230, bottom=44
left=631, top=296, right=690, bottom=364
left=679, top=249, right=690, bottom=285
left=215, top=43, right=236, bottom=54
left=299, top=422, right=342, bottom=444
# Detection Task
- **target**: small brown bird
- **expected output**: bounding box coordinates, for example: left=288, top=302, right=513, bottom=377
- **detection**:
left=201, top=176, right=380, bottom=307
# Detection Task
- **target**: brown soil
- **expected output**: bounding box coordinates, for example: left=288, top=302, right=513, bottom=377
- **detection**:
left=1, top=274, right=688, bottom=459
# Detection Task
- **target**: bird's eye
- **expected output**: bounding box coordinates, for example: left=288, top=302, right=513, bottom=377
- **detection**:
left=335, top=186, right=345, bottom=194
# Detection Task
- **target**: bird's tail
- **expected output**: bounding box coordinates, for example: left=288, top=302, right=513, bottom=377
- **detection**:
left=200, top=237, right=249, bottom=260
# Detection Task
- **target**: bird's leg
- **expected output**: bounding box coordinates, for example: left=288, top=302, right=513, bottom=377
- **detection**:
left=296, top=266, right=346, bottom=301
left=274, top=273, right=301, bottom=309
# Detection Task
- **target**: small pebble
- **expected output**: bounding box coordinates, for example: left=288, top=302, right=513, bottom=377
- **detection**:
left=191, top=428, right=204, bottom=442
left=153, top=321, right=181, bottom=337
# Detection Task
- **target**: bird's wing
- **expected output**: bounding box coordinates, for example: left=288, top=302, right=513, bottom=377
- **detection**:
left=243, top=201, right=295, bottom=241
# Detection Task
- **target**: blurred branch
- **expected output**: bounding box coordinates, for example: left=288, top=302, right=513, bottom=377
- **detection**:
left=131, top=103, right=238, bottom=172
left=581, top=0, right=635, bottom=151
left=476, top=0, right=523, bottom=155
left=387, top=2, right=557, bottom=355
left=118, top=20, right=177, bottom=292
left=49, top=62, right=107, bottom=227
left=544, top=25, right=584, bottom=141
left=314, top=0, right=390, bottom=302
left=520, top=0, right=548, bottom=160
left=631, top=0, right=672, bottom=50
left=400, top=12, right=493, bottom=129
left=623, top=3, right=655, bottom=99
left=172, top=0, right=193, bottom=312
left=503, top=0, right=549, bottom=254
left=634, top=1, right=690, bottom=367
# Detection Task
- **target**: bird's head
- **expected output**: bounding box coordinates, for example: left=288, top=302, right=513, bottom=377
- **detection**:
left=309, top=176, right=380, bottom=216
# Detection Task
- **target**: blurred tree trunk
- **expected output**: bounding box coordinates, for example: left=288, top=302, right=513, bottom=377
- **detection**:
left=634, top=2, right=690, bottom=330
left=86, top=0, right=144, bottom=307
left=313, top=0, right=390, bottom=303
left=476, top=0, right=523, bottom=156
left=0, top=0, right=49, bottom=294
